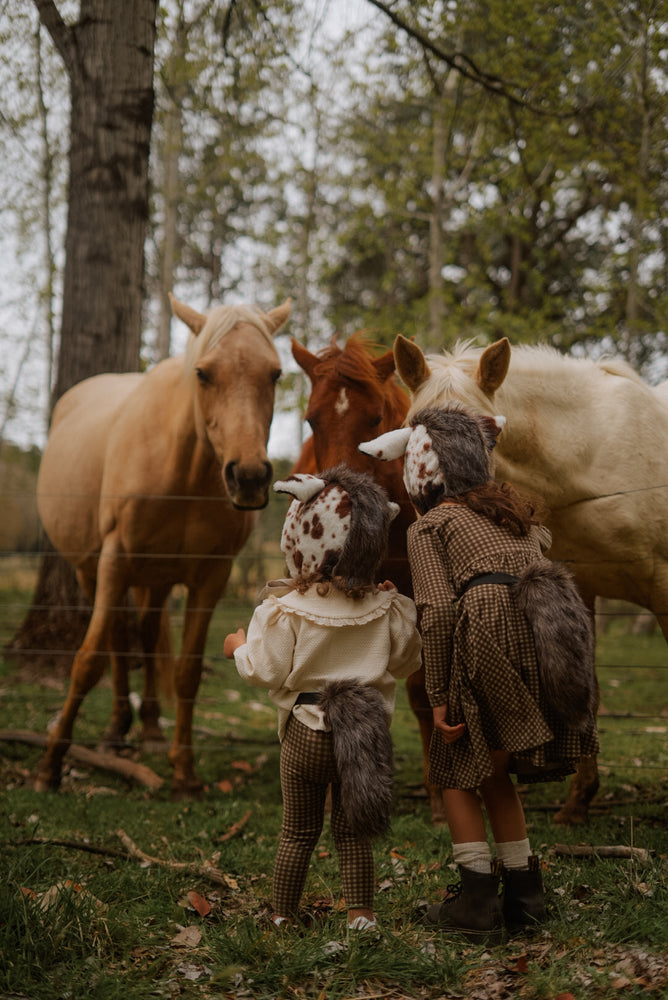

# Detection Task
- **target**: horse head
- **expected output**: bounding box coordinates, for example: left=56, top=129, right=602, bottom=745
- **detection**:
left=292, top=333, right=409, bottom=478
left=170, top=292, right=291, bottom=510
left=394, top=334, right=511, bottom=419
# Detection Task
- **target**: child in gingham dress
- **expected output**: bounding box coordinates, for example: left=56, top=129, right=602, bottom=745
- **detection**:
left=362, top=404, right=598, bottom=943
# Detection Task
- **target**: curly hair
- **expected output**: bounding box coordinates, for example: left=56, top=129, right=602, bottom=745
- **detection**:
left=453, top=480, right=543, bottom=537
left=291, top=573, right=378, bottom=601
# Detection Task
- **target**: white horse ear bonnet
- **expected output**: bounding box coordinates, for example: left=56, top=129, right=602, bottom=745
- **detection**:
left=360, top=405, right=505, bottom=515
left=273, top=464, right=400, bottom=588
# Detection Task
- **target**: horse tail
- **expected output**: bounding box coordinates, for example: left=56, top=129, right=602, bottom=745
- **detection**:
left=318, top=680, right=394, bottom=839
left=511, top=561, right=597, bottom=730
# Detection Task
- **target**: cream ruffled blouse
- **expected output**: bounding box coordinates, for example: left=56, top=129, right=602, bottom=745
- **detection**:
left=233, top=587, right=423, bottom=740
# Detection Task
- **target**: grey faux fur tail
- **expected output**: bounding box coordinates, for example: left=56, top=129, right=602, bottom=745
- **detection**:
left=318, top=680, right=394, bottom=839
left=512, top=561, right=597, bottom=729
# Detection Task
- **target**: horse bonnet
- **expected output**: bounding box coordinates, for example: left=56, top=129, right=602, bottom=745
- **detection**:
left=273, top=464, right=400, bottom=588
left=360, top=405, right=505, bottom=514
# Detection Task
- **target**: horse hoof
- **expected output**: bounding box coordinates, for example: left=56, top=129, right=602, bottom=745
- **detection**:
left=142, top=738, right=168, bottom=754
left=553, top=807, right=588, bottom=826
left=141, top=727, right=167, bottom=748
left=34, top=772, right=60, bottom=793
left=170, top=780, right=204, bottom=802
left=99, top=737, right=130, bottom=755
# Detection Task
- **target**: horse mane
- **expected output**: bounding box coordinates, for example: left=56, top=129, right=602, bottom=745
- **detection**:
left=313, top=332, right=408, bottom=422
left=183, top=303, right=278, bottom=374
left=414, top=338, right=646, bottom=415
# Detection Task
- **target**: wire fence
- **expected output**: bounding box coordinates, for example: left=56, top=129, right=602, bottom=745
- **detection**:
left=0, top=484, right=666, bottom=790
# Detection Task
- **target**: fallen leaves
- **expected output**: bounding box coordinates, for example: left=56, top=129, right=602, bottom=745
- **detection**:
left=20, top=878, right=107, bottom=913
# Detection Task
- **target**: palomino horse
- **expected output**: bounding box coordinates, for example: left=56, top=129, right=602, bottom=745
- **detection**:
left=35, top=293, right=291, bottom=798
left=394, top=334, right=668, bottom=824
left=291, top=334, right=448, bottom=824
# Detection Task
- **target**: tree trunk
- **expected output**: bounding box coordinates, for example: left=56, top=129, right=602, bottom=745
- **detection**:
left=9, top=0, right=157, bottom=671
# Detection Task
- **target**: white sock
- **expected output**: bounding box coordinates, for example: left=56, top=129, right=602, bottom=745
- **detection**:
left=496, top=838, right=531, bottom=870
left=452, top=841, right=492, bottom=873
left=348, top=915, right=377, bottom=930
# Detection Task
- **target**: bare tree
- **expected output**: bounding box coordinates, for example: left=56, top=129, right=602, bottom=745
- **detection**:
left=10, top=0, right=157, bottom=668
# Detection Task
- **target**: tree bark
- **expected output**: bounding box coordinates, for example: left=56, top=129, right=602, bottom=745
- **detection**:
left=9, top=0, right=157, bottom=670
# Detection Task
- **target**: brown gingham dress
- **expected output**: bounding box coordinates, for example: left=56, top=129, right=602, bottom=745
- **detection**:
left=407, top=502, right=599, bottom=791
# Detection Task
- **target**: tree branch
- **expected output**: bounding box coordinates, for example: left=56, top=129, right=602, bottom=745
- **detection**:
left=32, top=0, right=76, bottom=76
left=366, top=0, right=573, bottom=118
left=0, top=729, right=164, bottom=790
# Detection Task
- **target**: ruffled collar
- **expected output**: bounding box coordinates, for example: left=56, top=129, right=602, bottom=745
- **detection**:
left=275, top=587, right=395, bottom=626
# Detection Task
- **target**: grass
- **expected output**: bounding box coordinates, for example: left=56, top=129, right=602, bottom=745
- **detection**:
left=0, top=566, right=667, bottom=999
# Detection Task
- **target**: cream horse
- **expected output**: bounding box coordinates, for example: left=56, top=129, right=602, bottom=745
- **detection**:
left=36, top=293, right=290, bottom=798
left=394, top=334, right=668, bottom=824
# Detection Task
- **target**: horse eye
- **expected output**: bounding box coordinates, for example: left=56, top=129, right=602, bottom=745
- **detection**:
left=370, top=415, right=382, bottom=428
left=271, top=368, right=282, bottom=384
left=195, top=367, right=211, bottom=385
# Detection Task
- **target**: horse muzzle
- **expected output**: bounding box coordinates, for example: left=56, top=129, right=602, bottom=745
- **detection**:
left=224, top=459, right=273, bottom=510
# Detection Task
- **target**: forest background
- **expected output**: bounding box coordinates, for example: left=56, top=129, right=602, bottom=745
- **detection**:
left=0, top=0, right=665, bottom=471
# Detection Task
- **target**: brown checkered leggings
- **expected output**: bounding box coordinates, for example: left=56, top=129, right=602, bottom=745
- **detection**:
left=273, top=714, right=375, bottom=918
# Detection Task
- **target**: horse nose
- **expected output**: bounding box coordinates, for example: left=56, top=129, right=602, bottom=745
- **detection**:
left=224, top=459, right=273, bottom=509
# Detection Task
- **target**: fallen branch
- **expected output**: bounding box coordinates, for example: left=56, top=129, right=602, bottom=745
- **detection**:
left=217, top=808, right=252, bottom=842
left=552, top=843, right=651, bottom=862
left=11, top=836, right=126, bottom=859
left=115, top=828, right=237, bottom=887
left=0, top=729, right=164, bottom=791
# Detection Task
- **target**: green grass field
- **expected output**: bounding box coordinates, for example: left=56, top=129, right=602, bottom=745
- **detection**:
left=0, top=568, right=667, bottom=1000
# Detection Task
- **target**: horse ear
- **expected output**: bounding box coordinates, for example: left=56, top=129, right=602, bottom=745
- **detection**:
left=168, top=292, right=207, bottom=336
left=291, top=337, right=319, bottom=379
left=372, top=350, right=396, bottom=383
left=477, top=338, right=510, bottom=396
left=393, top=335, right=431, bottom=393
left=265, top=298, right=292, bottom=336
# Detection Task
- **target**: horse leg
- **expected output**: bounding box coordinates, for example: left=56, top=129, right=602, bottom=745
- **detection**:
left=405, top=664, right=447, bottom=825
left=553, top=755, right=600, bottom=826
left=35, top=545, right=125, bottom=791
left=100, top=594, right=139, bottom=748
left=134, top=585, right=172, bottom=747
left=169, top=576, right=227, bottom=799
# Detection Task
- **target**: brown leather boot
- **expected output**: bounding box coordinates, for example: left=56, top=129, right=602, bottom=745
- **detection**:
left=421, top=862, right=505, bottom=944
left=502, top=856, right=547, bottom=932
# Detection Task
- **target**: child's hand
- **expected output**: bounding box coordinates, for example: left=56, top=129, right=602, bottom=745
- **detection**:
left=377, top=579, right=397, bottom=592
left=432, top=703, right=466, bottom=744
left=224, top=628, right=246, bottom=658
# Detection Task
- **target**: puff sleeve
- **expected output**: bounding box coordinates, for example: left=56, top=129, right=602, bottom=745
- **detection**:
left=407, top=520, right=456, bottom=706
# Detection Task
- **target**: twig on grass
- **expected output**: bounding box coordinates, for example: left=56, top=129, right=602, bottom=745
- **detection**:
left=217, top=808, right=252, bottom=842
left=0, top=729, right=164, bottom=790
left=115, top=827, right=241, bottom=887
left=552, top=843, right=652, bottom=861
left=11, top=836, right=127, bottom=859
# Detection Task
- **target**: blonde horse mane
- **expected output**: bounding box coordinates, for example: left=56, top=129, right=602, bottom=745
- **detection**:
left=411, top=338, right=645, bottom=417
left=183, top=303, right=278, bottom=376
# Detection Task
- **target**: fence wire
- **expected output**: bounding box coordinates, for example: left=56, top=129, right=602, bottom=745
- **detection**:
left=1, top=483, right=667, bottom=785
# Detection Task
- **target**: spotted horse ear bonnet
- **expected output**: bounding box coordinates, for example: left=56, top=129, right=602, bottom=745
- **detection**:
left=273, top=463, right=400, bottom=589
left=359, top=404, right=505, bottom=515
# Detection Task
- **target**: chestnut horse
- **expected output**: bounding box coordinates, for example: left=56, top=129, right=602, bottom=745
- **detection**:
left=291, top=334, right=448, bottom=824
left=394, top=333, right=668, bottom=824
left=35, top=293, right=291, bottom=798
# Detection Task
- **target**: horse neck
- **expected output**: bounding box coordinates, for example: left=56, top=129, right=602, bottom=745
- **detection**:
left=491, top=354, right=594, bottom=503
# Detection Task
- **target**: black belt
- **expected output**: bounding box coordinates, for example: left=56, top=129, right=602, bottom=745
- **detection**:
left=295, top=691, right=321, bottom=705
left=460, top=572, right=518, bottom=597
